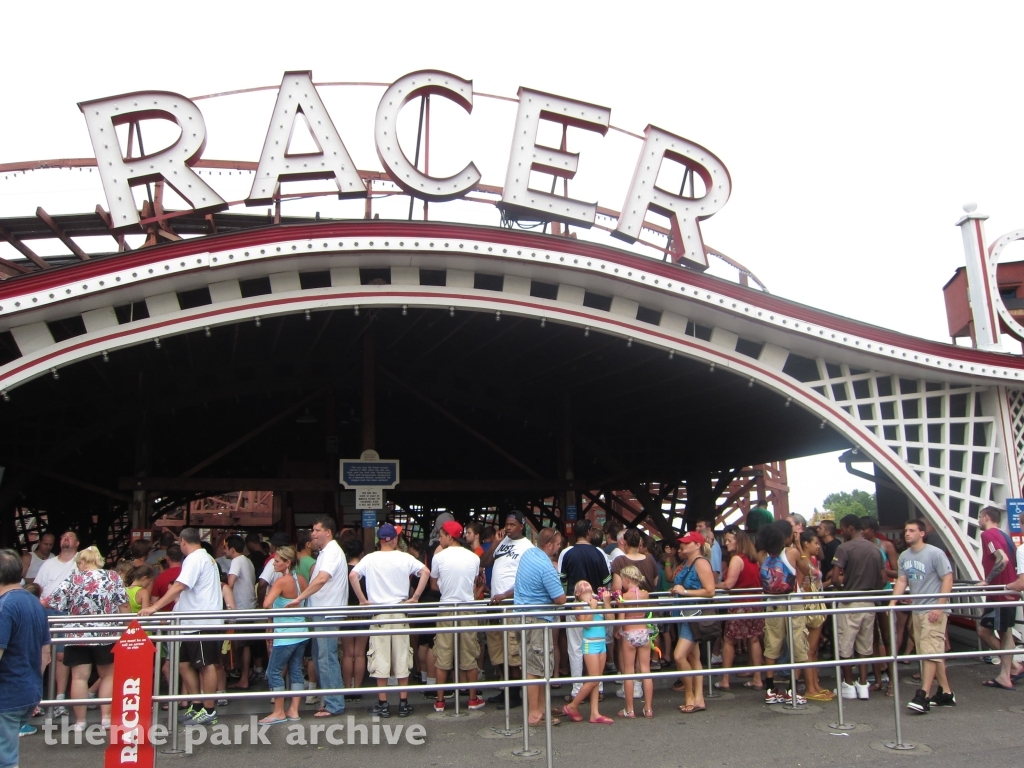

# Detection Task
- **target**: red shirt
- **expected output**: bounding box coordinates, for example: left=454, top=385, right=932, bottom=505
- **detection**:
left=151, top=565, right=182, bottom=611
left=981, top=528, right=1017, bottom=601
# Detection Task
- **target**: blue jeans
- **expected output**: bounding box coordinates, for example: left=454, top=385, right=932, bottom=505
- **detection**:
left=312, top=616, right=344, bottom=714
left=0, top=706, right=33, bottom=768
left=267, top=643, right=306, bottom=692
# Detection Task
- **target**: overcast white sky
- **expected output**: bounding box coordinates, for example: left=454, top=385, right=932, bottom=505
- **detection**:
left=5, top=1, right=1023, bottom=513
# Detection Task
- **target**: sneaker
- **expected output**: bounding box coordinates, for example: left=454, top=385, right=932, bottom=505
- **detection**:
left=615, top=685, right=626, bottom=699
left=765, top=689, right=786, bottom=705
left=778, top=690, right=807, bottom=706
left=840, top=682, right=857, bottom=700
left=930, top=688, right=956, bottom=707
left=19, top=724, right=37, bottom=737
left=190, top=708, right=218, bottom=725
left=177, top=706, right=197, bottom=723
left=305, top=695, right=321, bottom=706
left=88, top=692, right=98, bottom=710
left=983, top=656, right=999, bottom=665
left=487, top=691, right=521, bottom=707
left=368, top=701, right=391, bottom=718
left=907, top=689, right=930, bottom=713
left=422, top=690, right=438, bottom=700
left=433, top=700, right=445, bottom=713
left=345, top=694, right=363, bottom=702
left=467, top=697, right=486, bottom=710
left=398, top=700, right=414, bottom=718
left=710, top=654, right=723, bottom=666
left=52, top=705, right=68, bottom=718
left=855, top=683, right=870, bottom=700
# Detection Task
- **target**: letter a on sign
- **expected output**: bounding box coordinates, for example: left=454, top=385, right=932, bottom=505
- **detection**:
left=247, top=71, right=365, bottom=205
left=105, top=620, right=155, bottom=768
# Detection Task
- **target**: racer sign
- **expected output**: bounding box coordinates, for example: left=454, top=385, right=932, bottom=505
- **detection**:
left=104, top=620, right=156, bottom=768
left=78, top=69, right=730, bottom=270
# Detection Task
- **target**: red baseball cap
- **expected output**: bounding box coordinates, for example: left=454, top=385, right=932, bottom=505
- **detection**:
left=677, top=531, right=704, bottom=546
left=441, top=520, right=464, bottom=539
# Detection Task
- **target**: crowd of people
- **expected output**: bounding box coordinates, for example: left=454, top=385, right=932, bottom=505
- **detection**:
left=1, top=503, right=1023, bottom=765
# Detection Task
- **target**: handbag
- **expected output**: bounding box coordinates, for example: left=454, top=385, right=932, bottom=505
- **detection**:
left=678, top=558, right=722, bottom=642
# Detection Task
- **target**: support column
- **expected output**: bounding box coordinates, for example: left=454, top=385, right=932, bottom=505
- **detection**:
left=362, top=333, right=377, bottom=553
left=131, top=407, right=151, bottom=530
left=683, top=469, right=713, bottom=529
left=558, top=394, right=574, bottom=536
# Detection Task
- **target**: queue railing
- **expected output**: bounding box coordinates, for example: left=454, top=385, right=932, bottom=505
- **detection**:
left=40, top=584, right=1024, bottom=765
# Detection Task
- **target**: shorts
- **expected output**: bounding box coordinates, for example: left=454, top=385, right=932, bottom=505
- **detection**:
left=367, top=613, right=413, bottom=679
left=486, top=620, right=522, bottom=667
left=622, top=629, right=650, bottom=649
left=522, top=616, right=555, bottom=678
left=837, top=602, right=876, bottom=658
left=434, top=612, right=480, bottom=672
left=980, top=606, right=1017, bottom=633
left=911, top=611, right=947, bottom=659
left=182, top=632, right=222, bottom=670
left=582, top=638, right=607, bottom=655
left=763, top=605, right=809, bottom=662
left=725, top=606, right=764, bottom=641
left=63, top=643, right=115, bottom=667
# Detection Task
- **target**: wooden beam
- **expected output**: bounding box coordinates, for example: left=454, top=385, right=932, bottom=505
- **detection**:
left=0, top=257, right=29, bottom=276
left=12, top=465, right=130, bottom=503
left=121, top=477, right=580, bottom=492
left=181, top=385, right=333, bottom=477
left=0, top=225, right=47, bottom=269
left=94, top=205, right=130, bottom=252
left=379, top=366, right=545, bottom=480
left=35, top=207, right=89, bottom=260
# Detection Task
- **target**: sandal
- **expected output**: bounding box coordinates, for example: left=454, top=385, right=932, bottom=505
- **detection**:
left=313, top=709, right=340, bottom=718
left=617, top=709, right=635, bottom=718
left=643, top=709, right=654, bottom=718
left=671, top=679, right=686, bottom=691
left=742, top=681, right=764, bottom=690
left=713, top=682, right=730, bottom=691
left=679, top=704, right=706, bottom=713
left=589, top=715, right=614, bottom=725
left=561, top=705, right=583, bottom=723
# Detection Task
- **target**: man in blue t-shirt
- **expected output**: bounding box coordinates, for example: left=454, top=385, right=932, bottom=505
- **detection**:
left=514, top=528, right=566, bottom=727
left=0, top=548, right=51, bottom=765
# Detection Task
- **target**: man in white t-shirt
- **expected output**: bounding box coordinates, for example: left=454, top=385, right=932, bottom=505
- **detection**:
left=480, top=510, right=535, bottom=706
left=350, top=523, right=429, bottom=719
left=141, top=527, right=223, bottom=725
left=21, top=532, right=55, bottom=583
left=429, top=520, right=484, bottom=712
left=288, top=516, right=348, bottom=717
left=257, top=532, right=291, bottom=603
left=35, top=530, right=78, bottom=714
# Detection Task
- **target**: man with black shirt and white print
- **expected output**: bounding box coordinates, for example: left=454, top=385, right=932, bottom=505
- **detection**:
left=892, top=519, right=955, bottom=713
left=561, top=520, right=610, bottom=703
left=480, top=510, right=534, bottom=707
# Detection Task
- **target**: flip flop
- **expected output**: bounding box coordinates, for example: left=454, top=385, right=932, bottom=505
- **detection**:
left=713, top=682, right=730, bottom=691
left=561, top=706, right=583, bottom=723
left=671, top=679, right=686, bottom=691
left=1011, top=672, right=1024, bottom=684
left=528, top=717, right=560, bottom=727
left=743, top=681, right=764, bottom=690
left=286, top=716, right=301, bottom=722
left=805, top=691, right=834, bottom=701
left=617, top=709, right=635, bottom=718
left=679, top=705, right=706, bottom=713
left=589, top=715, right=614, bottom=724
left=258, top=716, right=289, bottom=725
left=313, top=709, right=341, bottom=718
left=982, top=679, right=1016, bottom=691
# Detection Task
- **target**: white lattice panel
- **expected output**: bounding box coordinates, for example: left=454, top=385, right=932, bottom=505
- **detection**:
left=808, top=362, right=1005, bottom=565
left=1007, top=389, right=1024, bottom=493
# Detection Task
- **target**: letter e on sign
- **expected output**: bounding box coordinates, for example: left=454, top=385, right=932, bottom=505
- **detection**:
left=78, top=92, right=227, bottom=230
left=375, top=70, right=481, bottom=202
left=247, top=71, right=365, bottom=205
left=500, top=88, right=610, bottom=227
left=613, top=126, right=731, bottom=271
left=105, top=620, right=156, bottom=768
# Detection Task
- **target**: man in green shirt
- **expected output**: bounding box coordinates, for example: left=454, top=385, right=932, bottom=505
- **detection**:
left=296, top=529, right=316, bottom=582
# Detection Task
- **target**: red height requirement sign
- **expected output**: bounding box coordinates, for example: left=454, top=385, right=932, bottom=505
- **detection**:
left=105, top=620, right=156, bottom=768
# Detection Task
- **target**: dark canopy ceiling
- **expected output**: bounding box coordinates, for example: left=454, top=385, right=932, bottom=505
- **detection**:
left=0, top=303, right=851, bottom=525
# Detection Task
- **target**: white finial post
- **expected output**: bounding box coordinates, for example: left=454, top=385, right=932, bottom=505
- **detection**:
left=956, top=203, right=1002, bottom=350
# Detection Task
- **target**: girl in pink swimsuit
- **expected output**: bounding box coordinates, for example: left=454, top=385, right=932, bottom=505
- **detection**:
left=617, top=565, right=654, bottom=718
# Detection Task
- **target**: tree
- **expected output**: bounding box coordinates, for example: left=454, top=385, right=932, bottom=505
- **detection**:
left=821, top=490, right=877, bottom=520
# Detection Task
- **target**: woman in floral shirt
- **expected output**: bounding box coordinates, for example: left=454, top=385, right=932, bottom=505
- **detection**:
left=45, top=546, right=129, bottom=731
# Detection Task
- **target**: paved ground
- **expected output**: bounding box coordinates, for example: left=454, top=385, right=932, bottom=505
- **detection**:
left=21, top=656, right=1024, bottom=768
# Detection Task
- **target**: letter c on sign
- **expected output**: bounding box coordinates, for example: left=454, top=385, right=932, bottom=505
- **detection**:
left=375, top=70, right=481, bottom=202
left=987, top=228, right=1024, bottom=343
